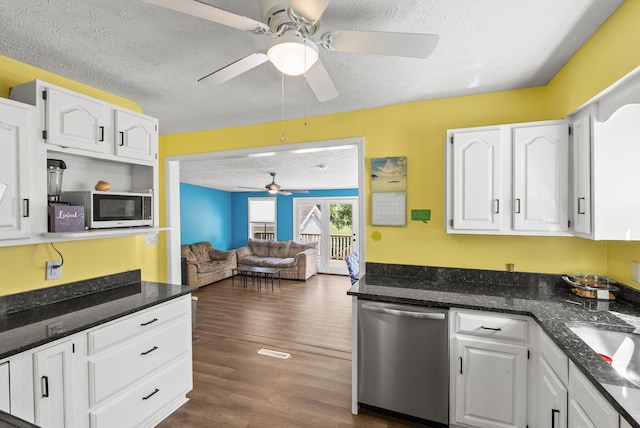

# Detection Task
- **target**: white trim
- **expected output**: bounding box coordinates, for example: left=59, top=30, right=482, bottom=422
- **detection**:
left=293, top=196, right=358, bottom=275
left=165, top=160, right=182, bottom=285
left=248, top=196, right=277, bottom=240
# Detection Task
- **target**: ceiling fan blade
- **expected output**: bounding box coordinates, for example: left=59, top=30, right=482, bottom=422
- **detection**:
left=305, top=60, right=338, bottom=102
left=282, top=189, right=309, bottom=194
left=289, top=0, right=330, bottom=25
left=323, top=30, right=439, bottom=58
left=198, top=52, right=269, bottom=84
left=237, top=186, right=265, bottom=191
left=141, top=0, right=269, bottom=33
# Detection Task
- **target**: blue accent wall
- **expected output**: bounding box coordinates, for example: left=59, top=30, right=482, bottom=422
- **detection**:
left=180, top=183, right=233, bottom=250
left=182, top=185, right=357, bottom=249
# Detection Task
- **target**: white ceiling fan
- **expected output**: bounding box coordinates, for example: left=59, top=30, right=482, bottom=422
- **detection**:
left=238, top=172, right=309, bottom=196
left=141, top=0, right=439, bottom=102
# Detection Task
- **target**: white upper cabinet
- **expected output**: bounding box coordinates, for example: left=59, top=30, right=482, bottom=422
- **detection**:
left=113, top=108, right=158, bottom=162
left=512, top=123, right=569, bottom=232
left=44, top=87, right=107, bottom=153
left=4, top=80, right=160, bottom=245
left=589, top=104, right=640, bottom=240
left=0, top=98, right=33, bottom=240
left=570, top=113, right=592, bottom=235
left=450, top=128, right=503, bottom=231
left=10, top=80, right=157, bottom=165
left=446, top=120, right=569, bottom=236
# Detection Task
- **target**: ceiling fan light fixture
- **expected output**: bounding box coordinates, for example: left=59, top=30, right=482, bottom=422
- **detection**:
left=267, top=33, right=319, bottom=76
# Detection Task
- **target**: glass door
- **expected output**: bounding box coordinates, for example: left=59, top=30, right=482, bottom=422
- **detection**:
left=294, top=197, right=358, bottom=275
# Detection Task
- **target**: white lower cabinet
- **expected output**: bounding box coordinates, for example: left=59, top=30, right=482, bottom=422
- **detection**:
left=568, top=362, right=618, bottom=428
left=89, top=355, right=191, bottom=428
left=537, top=357, right=568, bottom=428
left=452, top=313, right=630, bottom=428
left=32, top=339, right=81, bottom=428
left=450, top=310, right=529, bottom=428
left=0, top=295, right=192, bottom=428
left=532, top=327, right=621, bottom=428
left=0, top=361, right=9, bottom=413
left=86, top=295, right=192, bottom=428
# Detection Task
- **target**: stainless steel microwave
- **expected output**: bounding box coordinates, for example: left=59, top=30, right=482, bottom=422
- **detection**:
left=62, top=191, right=153, bottom=229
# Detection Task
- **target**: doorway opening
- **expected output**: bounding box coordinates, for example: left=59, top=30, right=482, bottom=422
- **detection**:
left=164, top=137, right=365, bottom=284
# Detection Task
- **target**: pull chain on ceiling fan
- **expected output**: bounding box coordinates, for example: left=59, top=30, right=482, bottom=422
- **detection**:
left=141, top=0, right=439, bottom=102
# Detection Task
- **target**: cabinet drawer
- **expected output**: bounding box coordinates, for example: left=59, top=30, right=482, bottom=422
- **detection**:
left=88, top=316, right=191, bottom=405
left=456, top=311, right=528, bottom=341
left=539, top=329, right=568, bottom=385
left=88, top=296, right=190, bottom=354
left=89, top=355, right=192, bottom=428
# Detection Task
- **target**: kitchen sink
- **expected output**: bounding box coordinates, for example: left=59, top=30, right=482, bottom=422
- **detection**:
left=568, top=322, right=640, bottom=386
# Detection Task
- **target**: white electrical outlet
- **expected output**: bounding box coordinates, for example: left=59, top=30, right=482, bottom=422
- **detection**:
left=46, top=261, right=62, bottom=280
left=633, top=261, right=640, bottom=283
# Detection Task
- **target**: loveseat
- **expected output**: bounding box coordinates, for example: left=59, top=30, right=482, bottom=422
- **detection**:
left=235, top=238, right=318, bottom=281
left=181, top=241, right=237, bottom=287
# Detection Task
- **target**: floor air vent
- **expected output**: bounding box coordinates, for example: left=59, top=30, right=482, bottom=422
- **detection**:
left=257, top=348, right=291, bottom=359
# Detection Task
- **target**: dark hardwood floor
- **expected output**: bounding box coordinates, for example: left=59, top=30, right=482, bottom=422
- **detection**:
left=157, top=274, right=427, bottom=427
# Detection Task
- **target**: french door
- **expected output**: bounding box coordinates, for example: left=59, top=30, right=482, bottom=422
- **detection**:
left=293, top=197, right=358, bottom=275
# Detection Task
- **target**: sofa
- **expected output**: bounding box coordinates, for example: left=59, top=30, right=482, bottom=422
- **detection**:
left=181, top=241, right=237, bottom=287
left=235, top=238, right=318, bottom=281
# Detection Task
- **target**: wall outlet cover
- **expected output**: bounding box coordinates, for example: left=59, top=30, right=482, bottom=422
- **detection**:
left=411, top=209, right=431, bottom=223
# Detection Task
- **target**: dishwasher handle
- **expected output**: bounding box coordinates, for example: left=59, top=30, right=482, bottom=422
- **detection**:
left=361, top=303, right=446, bottom=320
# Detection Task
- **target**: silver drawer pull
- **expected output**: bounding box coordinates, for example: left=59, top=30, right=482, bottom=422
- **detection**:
left=141, top=346, right=158, bottom=356
left=480, top=326, right=502, bottom=331
left=140, top=318, right=158, bottom=327
left=142, top=388, right=159, bottom=400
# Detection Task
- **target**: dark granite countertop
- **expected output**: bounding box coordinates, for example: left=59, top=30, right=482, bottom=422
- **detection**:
left=0, top=271, right=196, bottom=360
left=348, top=263, right=640, bottom=428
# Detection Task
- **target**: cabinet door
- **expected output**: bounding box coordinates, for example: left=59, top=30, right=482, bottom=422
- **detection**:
left=513, top=123, right=569, bottom=232
left=568, top=363, right=618, bottom=428
left=571, top=115, right=592, bottom=235
left=0, top=361, right=9, bottom=413
left=0, top=99, right=31, bottom=240
left=33, top=340, right=74, bottom=428
left=454, top=336, right=528, bottom=428
left=538, top=357, right=568, bottom=428
left=114, top=109, right=158, bottom=162
left=45, top=87, right=107, bottom=153
left=450, top=129, right=503, bottom=230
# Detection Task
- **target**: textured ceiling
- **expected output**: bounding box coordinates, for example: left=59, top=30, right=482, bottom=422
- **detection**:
left=0, top=0, right=623, bottom=191
left=179, top=143, right=360, bottom=191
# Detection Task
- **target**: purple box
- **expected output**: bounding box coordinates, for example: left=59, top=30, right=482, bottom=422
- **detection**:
left=49, top=205, right=85, bottom=232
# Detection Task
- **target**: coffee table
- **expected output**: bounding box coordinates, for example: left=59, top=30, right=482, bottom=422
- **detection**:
left=232, top=266, right=281, bottom=290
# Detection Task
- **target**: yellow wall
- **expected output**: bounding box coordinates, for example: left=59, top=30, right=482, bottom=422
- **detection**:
left=0, top=56, right=163, bottom=296
left=2, top=0, right=640, bottom=295
left=161, top=87, right=606, bottom=275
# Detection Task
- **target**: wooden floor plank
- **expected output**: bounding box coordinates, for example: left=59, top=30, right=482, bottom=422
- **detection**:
left=157, top=274, right=430, bottom=427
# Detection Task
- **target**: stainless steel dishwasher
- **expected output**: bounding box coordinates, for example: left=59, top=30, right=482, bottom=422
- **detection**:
left=358, top=300, right=449, bottom=426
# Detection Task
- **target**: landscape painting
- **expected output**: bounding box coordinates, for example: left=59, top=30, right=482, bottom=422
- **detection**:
left=371, top=156, right=407, bottom=192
